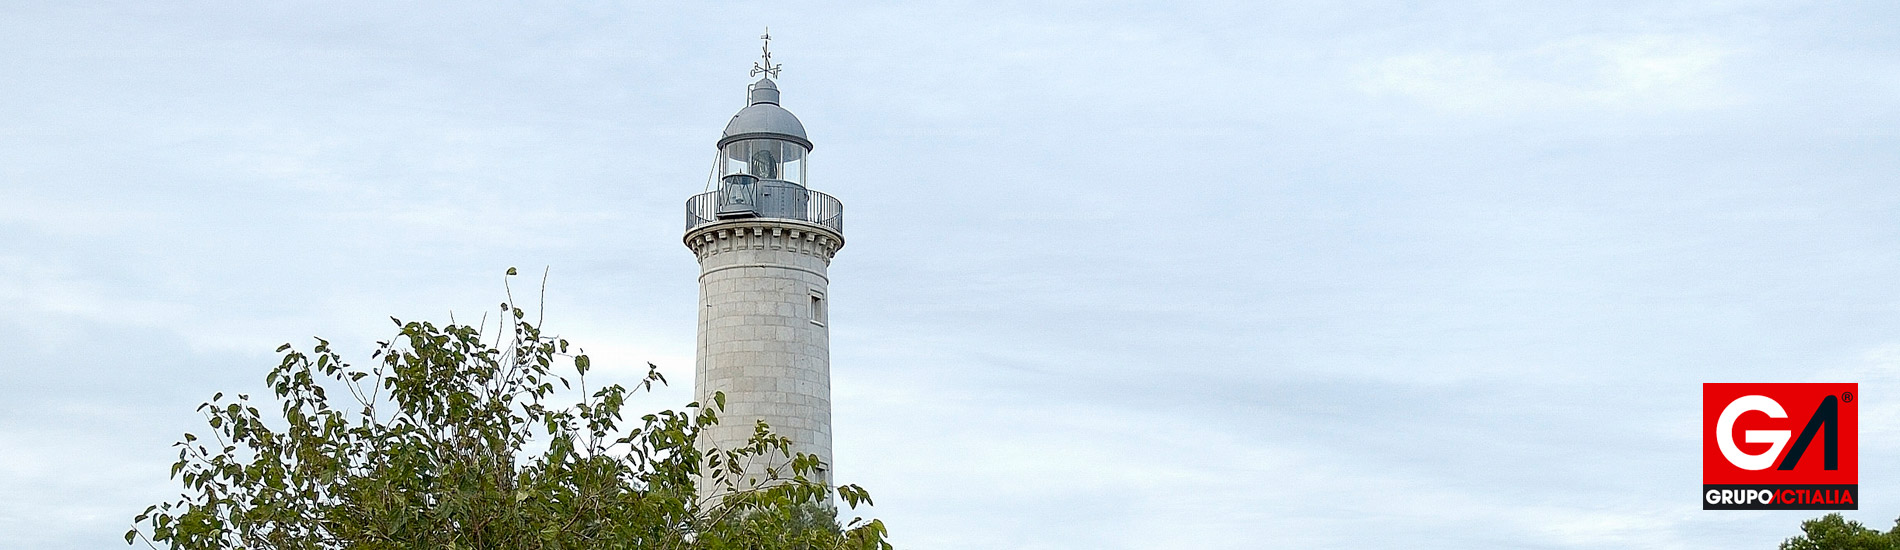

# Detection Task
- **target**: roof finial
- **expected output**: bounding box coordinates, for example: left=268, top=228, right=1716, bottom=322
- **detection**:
left=751, top=27, right=782, bottom=80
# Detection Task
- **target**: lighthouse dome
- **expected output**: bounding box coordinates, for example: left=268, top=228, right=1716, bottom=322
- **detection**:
left=719, top=78, right=811, bottom=150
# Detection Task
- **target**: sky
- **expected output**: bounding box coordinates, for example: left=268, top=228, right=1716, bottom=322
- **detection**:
left=1, top=1, right=1898, bottom=548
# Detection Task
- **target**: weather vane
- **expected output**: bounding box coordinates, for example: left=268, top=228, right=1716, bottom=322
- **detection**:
left=751, top=27, right=782, bottom=79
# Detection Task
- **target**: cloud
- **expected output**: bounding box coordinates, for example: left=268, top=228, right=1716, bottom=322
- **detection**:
left=1358, top=35, right=1741, bottom=113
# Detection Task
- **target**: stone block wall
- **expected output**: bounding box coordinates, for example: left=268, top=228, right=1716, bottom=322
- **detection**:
left=685, top=220, right=842, bottom=497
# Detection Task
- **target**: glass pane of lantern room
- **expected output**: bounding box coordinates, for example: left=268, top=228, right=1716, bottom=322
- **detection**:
left=745, top=141, right=782, bottom=180
left=722, top=142, right=749, bottom=178
left=779, top=142, right=806, bottom=186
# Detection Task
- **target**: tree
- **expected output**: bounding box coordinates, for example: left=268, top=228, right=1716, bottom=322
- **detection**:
left=128, top=272, right=892, bottom=549
left=1783, top=514, right=1900, bottom=550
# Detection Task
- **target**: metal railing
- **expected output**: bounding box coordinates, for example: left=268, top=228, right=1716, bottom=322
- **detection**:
left=687, top=180, right=843, bottom=234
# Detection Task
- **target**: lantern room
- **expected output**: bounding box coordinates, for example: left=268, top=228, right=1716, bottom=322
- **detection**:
left=717, top=78, right=811, bottom=186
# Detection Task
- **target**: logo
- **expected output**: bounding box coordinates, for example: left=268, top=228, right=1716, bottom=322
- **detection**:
left=1703, top=383, right=1858, bottom=510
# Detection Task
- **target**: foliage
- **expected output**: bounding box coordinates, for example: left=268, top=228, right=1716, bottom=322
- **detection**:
left=1783, top=514, right=1900, bottom=550
left=128, top=275, right=891, bottom=549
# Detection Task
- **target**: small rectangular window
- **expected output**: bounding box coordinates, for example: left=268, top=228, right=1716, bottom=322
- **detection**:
left=810, top=293, right=826, bottom=326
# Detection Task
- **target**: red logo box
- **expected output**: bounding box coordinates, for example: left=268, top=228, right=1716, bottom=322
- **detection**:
left=1703, top=383, right=1858, bottom=510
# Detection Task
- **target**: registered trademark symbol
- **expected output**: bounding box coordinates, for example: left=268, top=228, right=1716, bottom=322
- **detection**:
left=1843, top=391, right=1855, bottom=403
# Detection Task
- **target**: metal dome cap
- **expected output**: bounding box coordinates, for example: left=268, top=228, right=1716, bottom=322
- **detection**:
left=719, top=78, right=811, bottom=151
left=747, top=77, right=780, bottom=104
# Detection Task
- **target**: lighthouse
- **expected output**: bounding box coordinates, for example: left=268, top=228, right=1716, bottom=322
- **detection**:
left=685, top=32, right=843, bottom=497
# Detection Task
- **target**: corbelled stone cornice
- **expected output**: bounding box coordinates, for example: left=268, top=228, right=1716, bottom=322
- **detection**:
left=683, top=219, right=843, bottom=263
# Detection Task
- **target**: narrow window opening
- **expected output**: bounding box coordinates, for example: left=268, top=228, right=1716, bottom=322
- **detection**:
left=809, top=293, right=826, bottom=326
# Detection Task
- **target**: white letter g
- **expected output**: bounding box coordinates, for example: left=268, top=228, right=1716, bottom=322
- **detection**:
left=1717, top=395, right=1790, bottom=471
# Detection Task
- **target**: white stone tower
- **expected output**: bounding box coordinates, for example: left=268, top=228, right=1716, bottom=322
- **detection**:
left=685, top=34, right=842, bottom=496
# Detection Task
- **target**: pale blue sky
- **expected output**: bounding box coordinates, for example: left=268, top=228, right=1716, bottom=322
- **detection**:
left=3, top=2, right=1899, bottom=548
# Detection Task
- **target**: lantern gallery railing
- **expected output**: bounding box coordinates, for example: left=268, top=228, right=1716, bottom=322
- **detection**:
left=686, top=179, right=842, bottom=234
